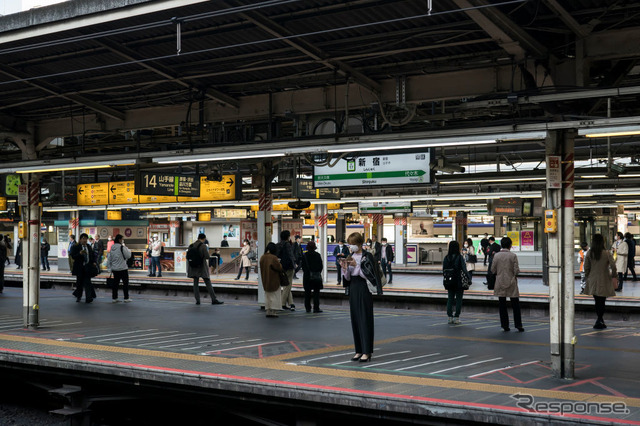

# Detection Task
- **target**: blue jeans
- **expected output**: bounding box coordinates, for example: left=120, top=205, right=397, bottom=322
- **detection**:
left=41, top=255, right=50, bottom=270
left=381, top=259, right=392, bottom=282
left=151, top=256, right=162, bottom=276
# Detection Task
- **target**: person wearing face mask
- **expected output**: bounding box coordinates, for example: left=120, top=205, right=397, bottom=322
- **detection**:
left=107, top=234, right=132, bottom=303
left=341, top=232, right=384, bottom=363
left=333, top=239, right=349, bottom=285
left=150, top=236, right=163, bottom=278
left=462, top=238, right=476, bottom=284
left=379, top=237, right=394, bottom=284
left=235, top=239, right=252, bottom=280
left=611, top=231, right=628, bottom=291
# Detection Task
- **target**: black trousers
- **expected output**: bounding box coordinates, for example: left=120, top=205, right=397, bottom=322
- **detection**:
left=0, top=262, right=4, bottom=291
left=349, top=276, right=374, bottom=354
left=617, top=272, right=624, bottom=290
left=193, top=277, right=217, bottom=303
left=335, top=263, right=342, bottom=284
left=236, top=266, right=250, bottom=279
left=111, top=270, right=130, bottom=300
left=498, top=297, right=522, bottom=329
left=304, top=288, right=320, bottom=312
left=381, top=259, right=393, bottom=282
left=72, top=272, right=96, bottom=301
left=625, top=263, right=637, bottom=280
left=594, top=295, right=606, bottom=322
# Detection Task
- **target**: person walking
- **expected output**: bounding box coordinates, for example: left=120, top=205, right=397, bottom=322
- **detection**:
left=277, top=230, right=297, bottom=311
left=462, top=238, right=476, bottom=284
left=624, top=232, right=637, bottom=282
left=68, top=235, right=77, bottom=273
left=584, top=233, right=617, bottom=329
left=150, top=236, right=163, bottom=277
left=371, top=235, right=382, bottom=263
left=443, top=240, right=469, bottom=324
left=579, top=242, right=589, bottom=294
left=40, top=238, right=51, bottom=271
left=93, top=235, right=104, bottom=273
left=187, top=233, right=223, bottom=305
left=260, top=242, right=283, bottom=317
left=333, top=239, right=349, bottom=285
left=107, top=234, right=132, bottom=303
left=71, top=233, right=98, bottom=303
left=302, top=240, right=323, bottom=313
left=341, top=232, right=384, bottom=363
left=4, top=236, right=12, bottom=266
left=0, top=235, right=6, bottom=293
left=235, top=239, right=251, bottom=280
left=611, top=231, right=628, bottom=291
left=479, top=234, right=490, bottom=266
left=379, top=237, right=394, bottom=284
left=14, top=239, right=22, bottom=269
left=491, top=237, right=523, bottom=332
left=292, top=235, right=303, bottom=279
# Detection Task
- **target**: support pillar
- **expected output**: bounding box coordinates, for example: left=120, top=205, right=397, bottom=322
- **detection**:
left=335, top=213, right=346, bottom=243
left=394, top=215, right=407, bottom=266
left=23, top=175, right=40, bottom=328
left=256, top=165, right=273, bottom=307
left=561, top=131, right=576, bottom=379
left=455, top=211, right=468, bottom=243
left=493, top=215, right=503, bottom=238
left=315, top=204, right=328, bottom=284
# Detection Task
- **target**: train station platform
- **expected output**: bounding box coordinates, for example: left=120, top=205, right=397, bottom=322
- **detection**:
left=0, top=286, right=640, bottom=424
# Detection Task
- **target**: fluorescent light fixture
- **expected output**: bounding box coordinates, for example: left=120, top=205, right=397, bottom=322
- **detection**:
left=155, top=152, right=284, bottom=164
left=440, top=177, right=546, bottom=185
left=578, top=125, right=640, bottom=138
left=327, top=131, right=547, bottom=154
left=4, top=159, right=135, bottom=174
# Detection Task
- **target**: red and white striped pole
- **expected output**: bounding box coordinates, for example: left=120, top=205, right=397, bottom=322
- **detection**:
left=24, top=176, right=40, bottom=328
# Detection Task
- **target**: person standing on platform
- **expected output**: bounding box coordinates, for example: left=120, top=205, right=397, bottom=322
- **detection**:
left=106, top=235, right=115, bottom=253
left=4, top=236, right=11, bottom=266
left=380, top=237, right=394, bottom=284
left=341, top=232, right=383, bottom=363
left=624, top=232, right=637, bottom=282
left=485, top=236, right=501, bottom=288
left=292, top=235, right=303, bottom=279
left=302, top=240, right=323, bottom=313
left=277, top=230, right=297, bottom=311
left=107, top=234, right=132, bottom=303
left=579, top=242, right=589, bottom=294
left=462, top=238, right=476, bottom=284
left=150, top=236, right=163, bottom=277
left=479, top=233, right=490, bottom=266
left=220, top=236, right=229, bottom=247
left=71, top=233, right=97, bottom=303
left=14, top=238, right=22, bottom=269
left=611, top=231, right=628, bottom=292
left=93, top=235, right=105, bottom=273
left=187, top=233, right=223, bottom=305
left=491, top=237, right=523, bottom=332
left=235, top=239, right=251, bottom=280
left=443, top=240, right=469, bottom=324
left=584, top=233, right=616, bottom=329
left=40, top=238, right=51, bottom=271
left=68, top=235, right=77, bottom=273
left=0, top=235, right=6, bottom=293
left=371, top=235, right=381, bottom=263
left=209, top=248, right=220, bottom=275
left=260, top=242, right=282, bottom=318
left=333, top=239, right=349, bottom=285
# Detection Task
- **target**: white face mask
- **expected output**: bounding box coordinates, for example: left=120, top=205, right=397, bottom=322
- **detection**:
left=464, top=243, right=468, bottom=247
left=382, top=243, right=386, bottom=246
left=244, top=242, right=249, bottom=245
left=349, top=244, right=359, bottom=253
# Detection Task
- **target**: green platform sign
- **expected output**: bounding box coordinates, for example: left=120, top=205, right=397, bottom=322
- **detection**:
left=1, top=174, right=20, bottom=197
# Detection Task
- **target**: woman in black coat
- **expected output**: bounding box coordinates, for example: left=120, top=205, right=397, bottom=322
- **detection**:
left=301, top=240, right=323, bottom=313
left=443, top=240, right=469, bottom=325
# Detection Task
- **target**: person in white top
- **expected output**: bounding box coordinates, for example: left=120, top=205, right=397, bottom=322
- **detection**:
left=107, top=234, right=132, bottom=302
left=150, top=236, right=163, bottom=277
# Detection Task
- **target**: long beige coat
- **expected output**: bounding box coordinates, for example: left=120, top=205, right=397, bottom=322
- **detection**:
left=612, top=240, right=628, bottom=272
left=584, top=252, right=616, bottom=298
left=491, top=249, right=520, bottom=298
left=239, top=244, right=251, bottom=268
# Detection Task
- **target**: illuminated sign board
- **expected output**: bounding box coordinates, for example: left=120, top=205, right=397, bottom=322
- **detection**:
left=135, top=172, right=200, bottom=197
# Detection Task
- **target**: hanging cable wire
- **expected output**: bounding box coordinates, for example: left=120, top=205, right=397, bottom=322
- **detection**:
left=0, top=0, right=526, bottom=88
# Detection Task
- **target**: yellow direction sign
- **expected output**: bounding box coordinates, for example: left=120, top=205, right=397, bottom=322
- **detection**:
left=138, top=195, right=177, bottom=204
left=178, top=175, right=240, bottom=202
left=77, top=183, right=109, bottom=205
left=108, top=181, right=139, bottom=205
left=107, top=210, right=122, bottom=220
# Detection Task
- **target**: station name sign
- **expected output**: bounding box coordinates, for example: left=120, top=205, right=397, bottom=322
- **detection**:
left=313, top=152, right=430, bottom=188
left=135, top=172, right=200, bottom=197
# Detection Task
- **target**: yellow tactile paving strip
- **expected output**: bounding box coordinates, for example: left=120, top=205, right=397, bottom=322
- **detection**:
left=1, top=332, right=639, bottom=408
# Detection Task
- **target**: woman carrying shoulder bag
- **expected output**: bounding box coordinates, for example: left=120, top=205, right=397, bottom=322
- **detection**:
left=302, top=241, right=323, bottom=313
left=443, top=240, right=469, bottom=324
left=107, top=234, right=132, bottom=303
left=585, top=233, right=616, bottom=329
left=260, top=242, right=283, bottom=318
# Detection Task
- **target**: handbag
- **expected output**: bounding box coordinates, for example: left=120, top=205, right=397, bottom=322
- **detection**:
left=279, top=270, right=289, bottom=287
left=459, top=256, right=471, bottom=290
left=106, top=273, right=116, bottom=289
left=486, top=272, right=496, bottom=290
left=122, top=246, right=134, bottom=268
left=468, top=254, right=478, bottom=263
left=612, top=276, right=618, bottom=290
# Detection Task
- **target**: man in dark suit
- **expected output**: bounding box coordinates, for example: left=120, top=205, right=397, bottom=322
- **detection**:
left=625, top=232, right=637, bottom=281
left=71, top=233, right=98, bottom=303
left=380, top=238, right=394, bottom=284
left=332, top=239, right=349, bottom=285
left=372, top=235, right=382, bottom=263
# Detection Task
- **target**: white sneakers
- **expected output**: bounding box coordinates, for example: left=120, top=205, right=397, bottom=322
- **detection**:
left=112, top=299, right=133, bottom=303
left=448, top=317, right=461, bottom=324
left=112, top=299, right=120, bottom=303
left=448, top=317, right=454, bottom=324
left=124, top=299, right=132, bottom=303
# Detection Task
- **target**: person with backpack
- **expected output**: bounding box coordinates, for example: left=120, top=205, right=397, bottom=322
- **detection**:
left=187, top=233, right=223, bottom=305
left=107, top=234, right=132, bottom=303
left=41, top=237, right=51, bottom=271
left=443, top=240, right=469, bottom=324
left=235, top=239, right=252, bottom=280
left=277, top=230, right=297, bottom=311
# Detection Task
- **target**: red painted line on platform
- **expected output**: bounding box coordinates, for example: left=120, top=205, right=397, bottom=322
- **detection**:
left=1, top=347, right=639, bottom=424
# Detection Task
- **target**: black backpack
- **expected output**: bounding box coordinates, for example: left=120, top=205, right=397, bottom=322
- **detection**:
left=277, top=241, right=294, bottom=270
left=122, top=245, right=134, bottom=268
left=442, top=255, right=460, bottom=290
left=186, top=242, right=203, bottom=268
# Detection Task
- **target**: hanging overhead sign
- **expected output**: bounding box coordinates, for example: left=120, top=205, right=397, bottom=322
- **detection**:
left=295, top=179, right=341, bottom=199
left=135, top=172, right=200, bottom=197
left=109, top=181, right=139, bottom=205
left=359, top=201, right=412, bottom=214
left=314, top=152, right=430, bottom=188
left=77, top=183, right=109, bottom=206
left=1, top=174, right=21, bottom=197
left=178, top=175, right=241, bottom=202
